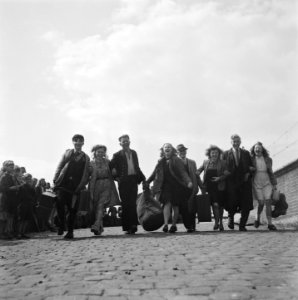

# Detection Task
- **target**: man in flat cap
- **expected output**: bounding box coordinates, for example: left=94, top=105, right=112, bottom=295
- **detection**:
left=53, top=134, right=90, bottom=239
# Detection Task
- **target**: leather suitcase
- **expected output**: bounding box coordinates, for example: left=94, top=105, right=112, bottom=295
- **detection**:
left=195, top=194, right=212, bottom=222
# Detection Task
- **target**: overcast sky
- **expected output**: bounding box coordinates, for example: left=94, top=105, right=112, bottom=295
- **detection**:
left=0, top=0, right=297, bottom=183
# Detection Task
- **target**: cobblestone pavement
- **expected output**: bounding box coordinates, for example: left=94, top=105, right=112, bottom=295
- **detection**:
left=1, top=222, right=298, bottom=300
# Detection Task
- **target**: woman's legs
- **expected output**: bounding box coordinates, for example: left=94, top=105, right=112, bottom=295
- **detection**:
left=163, top=202, right=171, bottom=226
left=265, top=199, right=273, bottom=225
left=257, top=203, right=264, bottom=222
left=212, top=203, right=220, bottom=229
left=92, top=201, right=105, bottom=234
left=172, top=205, right=179, bottom=226
left=168, top=205, right=179, bottom=233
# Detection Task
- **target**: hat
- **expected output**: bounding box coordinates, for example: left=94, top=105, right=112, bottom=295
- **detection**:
left=176, top=144, right=188, bottom=152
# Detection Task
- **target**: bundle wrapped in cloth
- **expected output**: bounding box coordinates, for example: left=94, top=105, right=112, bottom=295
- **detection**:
left=136, top=187, right=164, bottom=231
left=272, top=192, right=288, bottom=218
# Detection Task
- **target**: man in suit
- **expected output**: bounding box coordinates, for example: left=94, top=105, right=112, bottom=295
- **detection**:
left=53, top=134, right=90, bottom=239
left=177, top=144, right=201, bottom=232
left=223, top=134, right=254, bottom=231
left=110, top=134, right=145, bottom=234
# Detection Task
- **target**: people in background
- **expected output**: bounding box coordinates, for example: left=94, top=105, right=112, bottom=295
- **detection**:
left=0, top=161, right=22, bottom=239
left=17, top=173, right=37, bottom=238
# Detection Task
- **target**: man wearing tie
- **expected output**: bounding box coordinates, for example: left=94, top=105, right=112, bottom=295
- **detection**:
left=223, top=134, right=254, bottom=231
left=110, top=134, right=145, bottom=234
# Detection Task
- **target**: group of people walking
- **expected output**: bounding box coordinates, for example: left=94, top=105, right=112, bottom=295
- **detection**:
left=51, top=133, right=278, bottom=240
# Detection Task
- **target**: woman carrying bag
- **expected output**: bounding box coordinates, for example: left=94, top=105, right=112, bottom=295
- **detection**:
left=250, top=142, right=277, bottom=231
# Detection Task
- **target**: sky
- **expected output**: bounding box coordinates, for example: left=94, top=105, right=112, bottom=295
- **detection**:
left=0, top=0, right=297, bottom=183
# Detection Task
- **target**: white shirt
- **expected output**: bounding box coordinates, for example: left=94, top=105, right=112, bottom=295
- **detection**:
left=125, top=151, right=136, bottom=175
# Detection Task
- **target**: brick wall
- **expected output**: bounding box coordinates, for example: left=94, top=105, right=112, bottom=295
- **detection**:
left=274, top=159, right=298, bottom=218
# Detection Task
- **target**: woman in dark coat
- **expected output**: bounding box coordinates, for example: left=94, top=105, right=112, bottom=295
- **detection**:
left=146, top=143, right=193, bottom=233
left=17, top=173, right=37, bottom=238
left=0, top=160, right=22, bottom=239
left=197, top=145, right=229, bottom=231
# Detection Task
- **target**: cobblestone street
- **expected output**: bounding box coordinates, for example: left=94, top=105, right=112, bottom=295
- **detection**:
left=1, top=223, right=298, bottom=300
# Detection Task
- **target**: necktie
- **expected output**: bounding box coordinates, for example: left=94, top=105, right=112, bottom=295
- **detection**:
left=235, top=149, right=240, bottom=166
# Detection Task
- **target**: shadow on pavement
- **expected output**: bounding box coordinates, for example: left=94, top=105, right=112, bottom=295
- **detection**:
left=44, top=228, right=298, bottom=242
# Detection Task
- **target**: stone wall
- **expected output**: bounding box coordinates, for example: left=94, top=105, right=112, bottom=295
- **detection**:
left=274, top=159, right=298, bottom=218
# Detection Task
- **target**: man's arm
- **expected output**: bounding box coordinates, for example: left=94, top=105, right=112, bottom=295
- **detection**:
left=53, top=151, right=68, bottom=184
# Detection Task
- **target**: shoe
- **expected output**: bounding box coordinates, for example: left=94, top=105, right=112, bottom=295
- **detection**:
left=125, top=230, right=132, bottom=234
left=239, top=226, right=247, bottom=232
left=169, top=225, right=177, bottom=233
left=3, top=233, right=14, bottom=240
left=254, top=220, right=260, bottom=228
left=268, top=224, right=277, bottom=231
left=64, top=231, right=74, bottom=239
left=219, top=224, right=224, bottom=231
left=91, top=228, right=100, bottom=236
left=228, top=217, right=234, bottom=229
left=162, top=225, right=168, bottom=233
left=213, top=224, right=219, bottom=230
left=130, top=225, right=137, bottom=234
left=58, top=228, right=64, bottom=236
left=187, top=228, right=195, bottom=233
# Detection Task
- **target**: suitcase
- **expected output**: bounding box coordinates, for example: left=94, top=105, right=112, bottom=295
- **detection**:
left=195, top=194, right=212, bottom=222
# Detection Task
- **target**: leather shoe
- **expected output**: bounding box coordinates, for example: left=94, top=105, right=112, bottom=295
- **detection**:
left=91, top=228, right=100, bottom=236
left=268, top=224, right=277, bottom=231
left=254, top=220, right=260, bottom=228
left=219, top=224, right=224, bottom=231
left=64, top=231, right=74, bottom=239
left=169, top=225, right=177, bottom=233
left=187, top=228, right=195, bottom=233
left=239, top=226, right=247, bottom=232
left=213, top=223, right=219, bottom=230
left=162, top=225, right=168, bottom=233
left=58, top=228, right=64, bottom=236
left=130, top=225, right=137, bottom=234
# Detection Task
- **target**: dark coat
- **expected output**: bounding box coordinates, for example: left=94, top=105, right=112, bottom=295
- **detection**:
left=0, top=172, right=19, bottom=215
left=147, top=156, right=192, bottom=202
left=197, top=159, right=228, bottom=191
left=110, top=149, right=145, bottom=184
left=223, top=148, right=253, bottom=212
left=53, top=149, right=91, bottom=193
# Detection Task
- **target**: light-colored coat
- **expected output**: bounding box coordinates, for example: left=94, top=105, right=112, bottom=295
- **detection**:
left=251, top=156, right=277, bottom=186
